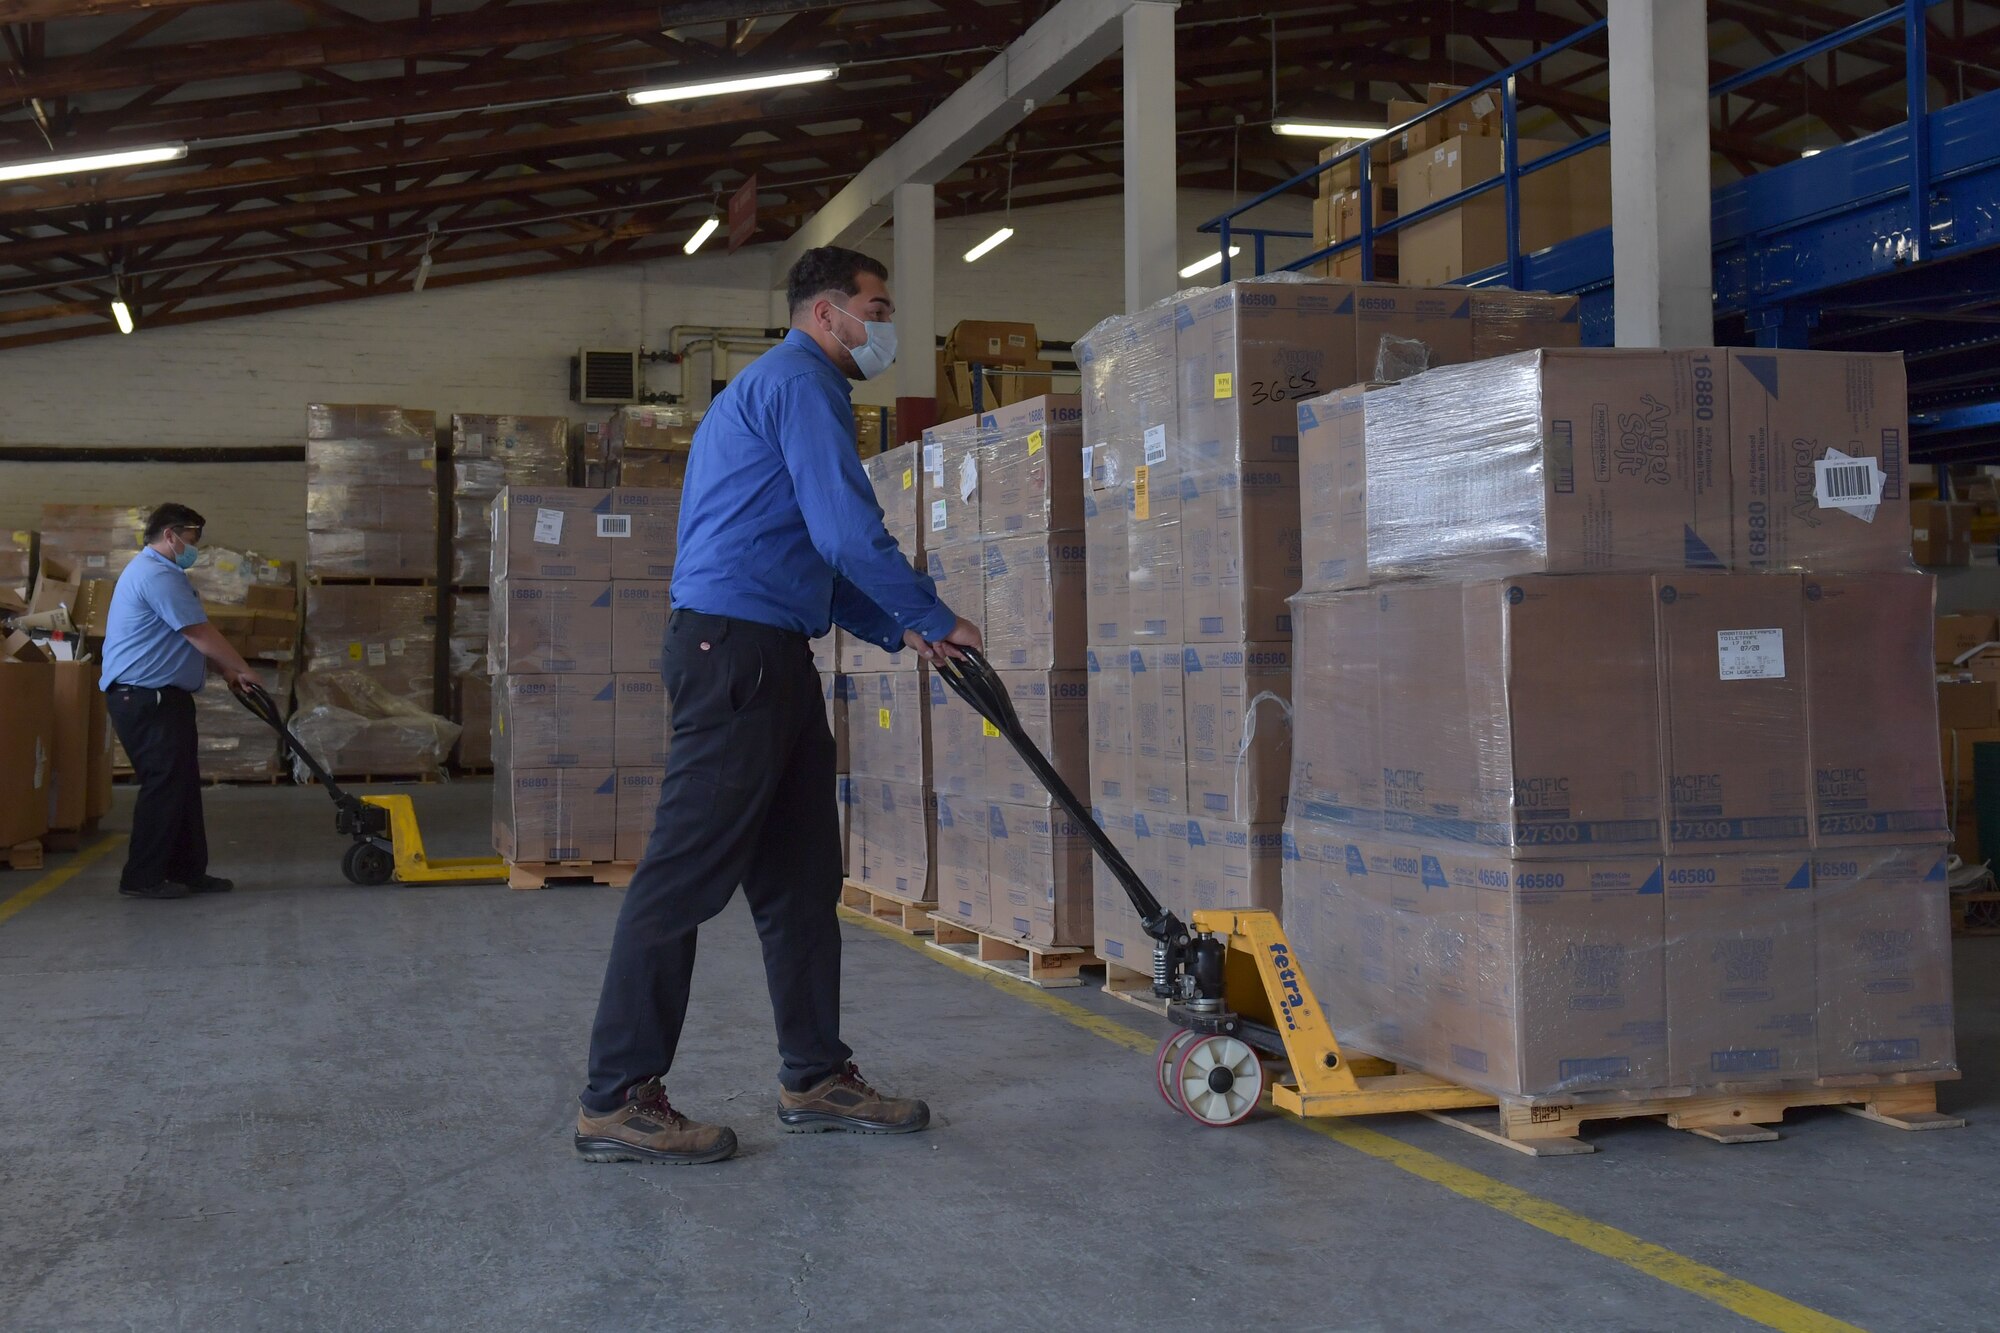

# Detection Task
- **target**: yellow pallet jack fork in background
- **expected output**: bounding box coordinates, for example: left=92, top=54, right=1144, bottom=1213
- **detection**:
left=934, top=647, right=1495, bottom=1128
left=232, top=682, right=509, bottom=887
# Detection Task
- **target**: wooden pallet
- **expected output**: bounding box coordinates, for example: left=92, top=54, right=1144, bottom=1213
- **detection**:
left=839, top=881, right=936, bottom=935
left=0, top=840, right=44, bottom=871
left=305, top=575, right=437, bottom=587
left=299, top=772, right=442, bottom=786
left=42, top=819, right=101, bottom=853
left=1101, top=958, right=1169, bottom=1015
left=507, top=860, right=636, bottom=890
left=1424, top=1078, right=1964, bottom=1157
left=926, top=916, right=1100, bottom=988
left=1951, top=890, right=2000, bottom=935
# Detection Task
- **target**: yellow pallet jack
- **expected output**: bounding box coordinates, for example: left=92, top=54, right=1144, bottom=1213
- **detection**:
left=233, top=682, right=509, bottom=887
left=935, top=649, right=1496, bottom=1127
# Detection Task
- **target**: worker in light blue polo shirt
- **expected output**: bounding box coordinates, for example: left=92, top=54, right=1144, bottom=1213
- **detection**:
left=99, top=503, right=262, bottom=901
left=575, top=247, right=982, bottom=1167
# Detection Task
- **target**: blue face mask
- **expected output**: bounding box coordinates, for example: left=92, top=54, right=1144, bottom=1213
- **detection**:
left=830, top=302, right=898, bottom=380
left=173, top=536, right=199, bottom=570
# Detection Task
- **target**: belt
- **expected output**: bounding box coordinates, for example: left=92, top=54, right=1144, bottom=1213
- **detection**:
left=106, top=683, right=186, bottom=698
left=669, top=608, right=809, bottom=646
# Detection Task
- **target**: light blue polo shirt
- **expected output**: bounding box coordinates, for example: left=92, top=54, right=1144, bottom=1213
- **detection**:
left=99, top=547, right=209, bottom=692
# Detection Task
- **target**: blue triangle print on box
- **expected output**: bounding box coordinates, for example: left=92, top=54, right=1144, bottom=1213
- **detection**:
left=594, top=681, right=616, bottom=701
left=1683, top=525, right=1724, bottom=569
left=1639, top=864, right=1664, bottom=895
left=1785, top=861, right=1812, bottom=890
left=1738, top=354, right=1780, bottom=398
left=1421, top=855, right=1447, bottom=889
left=591, top=586, right=612, bottom=607
left=1345, top=845, right=1367, bottom=876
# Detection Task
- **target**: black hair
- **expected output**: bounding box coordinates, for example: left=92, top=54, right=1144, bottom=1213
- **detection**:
left=786, top=246, right=888, bottom=319
left=144, top=503, right=206, bottom=543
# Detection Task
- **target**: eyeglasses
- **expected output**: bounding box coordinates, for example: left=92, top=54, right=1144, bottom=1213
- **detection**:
left=175, top=526, right=204, bottom=542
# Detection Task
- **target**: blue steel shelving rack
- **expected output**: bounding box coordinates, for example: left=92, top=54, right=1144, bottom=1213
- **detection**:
left=1199, top=0, right=2000, bottom=461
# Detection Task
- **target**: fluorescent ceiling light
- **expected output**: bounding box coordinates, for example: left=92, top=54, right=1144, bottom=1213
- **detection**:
left=1273, top=122, right=1384, bottom=140
left=412, top=252, right=432, bottom=292
left=111, top=299, right=134, bottom=335
left=1178, top=247, right=1241, bottom=279
left=0, top=142, right=187, bottom=184
left=963, top=226, right=1014, bottom=263
left=1800, top=147, right=1823, bottom=157
left=627, top=67, right=836, bottom=106
left=684, top=216, right=720, bottom=255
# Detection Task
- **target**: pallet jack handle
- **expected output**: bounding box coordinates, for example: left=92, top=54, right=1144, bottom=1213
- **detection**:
left=230, top=680, right=364, bottom=815
left=931, top=646, right=1187, bottom=948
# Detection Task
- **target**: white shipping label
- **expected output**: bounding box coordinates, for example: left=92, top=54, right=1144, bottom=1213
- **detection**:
left=1813, top=447, right=1884, bottom=521
left=1082, top=444, right=1095, bottom=480
left=389, top=637, right=407, bottom=657
left=33, top=737, right=46, bottom=790
left=931, top=499, right=948, bottom=532
left=407, top=446, right=430, bottom=462
left=1470, top=91, right=1496, bottom=117
left=85, top=554, right=107, bottom=568
left=1143, top=424, right=1167, bottom=465
left=1718, top=628, right=1786, bottom=681
left=466, top=432, right=485, bottom=450
left=533, top=507, right=564, bottom=544
left=366, top=643, right=388, bottom=668
left=923, top=442, right=942, bottom=477
left=959, top=456, right=979, bottom=502
left=597, top=513, right=633, bottom=538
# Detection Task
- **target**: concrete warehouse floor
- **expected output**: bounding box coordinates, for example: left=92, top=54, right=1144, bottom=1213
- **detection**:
left=2, top=784, right=1997, bottom=1332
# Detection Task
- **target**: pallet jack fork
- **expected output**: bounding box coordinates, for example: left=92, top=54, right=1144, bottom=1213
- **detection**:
left=231, top=681, right=509, bottom=887
left=934, top=648, right=1496, bottom=1127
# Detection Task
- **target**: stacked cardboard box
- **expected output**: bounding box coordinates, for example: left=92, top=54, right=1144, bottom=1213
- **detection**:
left=37, top=505, right=147, bottom=584
left=1911, top=499, right=1975, bottom=566
left=0, top=659, right=56, bottom=855
left=198, top=578, right=299, bottom=781
left=819, top=441, right=927, bottom=880
left=1282, top=346, right=1953, bottom=1101
left=606, top=406, right=694, bottom=488
left=488, top=485, right=675, bottom=865
left=935, top=319, right=1051, bottom=422
left=446, top=415, right=573, bottom=770
left=305, top=404, right=438, bottom=579
left=0, top=530, right=35, bottom=595
left=921, top=396, right=1095, bottom=945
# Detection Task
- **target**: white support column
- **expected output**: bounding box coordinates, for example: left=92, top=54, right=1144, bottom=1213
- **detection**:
left=892, top=183, right=937, bottom=401
left=1610, top=0, right=1713, bottom=347
left=1123, top=1, right=1177, bottom=312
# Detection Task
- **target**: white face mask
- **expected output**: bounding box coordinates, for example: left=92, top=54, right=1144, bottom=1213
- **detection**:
left=829, top=301, right=898, bottom=379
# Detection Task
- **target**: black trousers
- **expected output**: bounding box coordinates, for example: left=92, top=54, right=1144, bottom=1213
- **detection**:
left=104, top=685, right=209, bottom=893
left=581, top=609, right=849, bottom=1113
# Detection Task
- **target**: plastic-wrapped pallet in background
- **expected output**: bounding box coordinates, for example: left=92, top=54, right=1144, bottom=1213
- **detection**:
left=448, top=414, right=570, bottom=585
left=305, top=404, right=439, bottom=580
left=194, top=663, right=290, bottom=781
left=840, top=442, right=933, bottom=675
left=300, top=583, right=437, bottom=705
left=37, top=505, right=147, bottom=583
left=288, top=671, right=460, bottom=781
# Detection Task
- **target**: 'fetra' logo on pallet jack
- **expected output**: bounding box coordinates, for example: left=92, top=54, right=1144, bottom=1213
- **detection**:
left=1268, top=942, right=1308, bottom=1030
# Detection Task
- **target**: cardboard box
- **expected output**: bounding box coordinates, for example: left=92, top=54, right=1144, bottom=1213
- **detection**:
left=1362, top=348, right=1733, bottom=579
left=1183, top=643, right=1292, bottom=823
left=819, top=672, right=850, bottom=774
left=1185, top=819, right=1284, bottom=913
left=1394, top=137, right=1568, bottom=286
left=846, top=670, right=929, bottom=786
left=1350, top=284, right=1475, bottom=384
left=982, top=670, right=1089, bottom=806
left=1090, top=805, right=1150, bottom=970
left=922, top=415, right=986, bottom=547
left=1470, top=289, right=1583, bottom=360
left=811, top=627, right=843, bottom=675
left=245, top=584, right=297, bottom=613
left=610, top=581, right=671, bottom=674
left=1813, top=846, right=1956, bottom=1078
left=987, top=801, right=1094, bottom=945
left=850, top=778, right=936, bottom=901
left=936, top=357, right=1052, bottom=424
left=1803, top=573, right=1946, bottom=846
left=1935, top=612, right=1997, bottom=665
left=982, top=534, right=1087, bottom=670
left=1130, top=645, right=1186, bottom=813
left=491, top=762, right=618, bottom=863
left=1730, top=350, right=1910, bottom=573
left=933, top=793, right=992, bottom=930
left=945, top=319, right=1039, bottom=366
left=613, top=768, right=663, bottom=861
left=1181, top=460, right=1301, bottom=642
left=925, top=672, right=988, bottom=800
left=1911, top=499, right=1974, bottom=567
left=921, top=540, right=987, bottom=657
left=1664, top=853, right=1818, bottom=1089
left=1937, top=679, right=2000, bottom=731
left=455, top=674, right=493, bottom=770
left=495, top=674, right=616, bottom=768
left=1297, top=386, right=1373, bottom=593
left=490, top=579, right=614, bottom=675
left=1654, top=574, right=1811, bottom=852
left=1174, top=281, right=1359, bottom=463
left=1122, top=303, right=1184, bottom=644
left=1940, top=724, right=2000, bottom=786
left=1458, top=575, right=1665, bottom=857
left=306, top=405, right=440, bottom=580
left=980, top=395, right=1086, bottom=536
left=47, top=661, right=97, bottom=832
left=1288, top=591, right=1382, bottom=832
left=607, top=487, right=680, bottom=581
left=1087, top=648, right=1133, bottom=807
left=493, top=487, right=615, bottom=581
left=1083, top=454, right=1132, bottom=645
left=301, top=583, right=438, bottom=703
left=1375, top=581, right=1481, bottom=843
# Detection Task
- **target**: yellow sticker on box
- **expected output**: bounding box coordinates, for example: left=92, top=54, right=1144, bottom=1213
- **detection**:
left=982, top=719, right=1000, bottom=738
left=1027, top=429, right=1044, bottom=455
left=1134, top=465, right=1151, bottom=521
left=902, top=468, right=914, bottom=490
left=878, top=708, right=892, bottom=730
left=1214, top=372, right=1234, bottom=400
left=347, top=642, right=364, bottom=661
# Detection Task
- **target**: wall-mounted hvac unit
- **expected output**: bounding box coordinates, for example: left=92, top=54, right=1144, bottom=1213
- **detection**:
left=571, top=348, right=641, bottom=404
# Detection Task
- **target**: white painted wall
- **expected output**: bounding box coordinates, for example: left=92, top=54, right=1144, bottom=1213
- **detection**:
left=0, top=187, right=1308, bottom=549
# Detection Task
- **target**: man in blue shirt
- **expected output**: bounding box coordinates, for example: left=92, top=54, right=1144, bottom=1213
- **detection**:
left=576, top=247, right=981, bottom=1166
left=99, top=503, right=262, bottom=901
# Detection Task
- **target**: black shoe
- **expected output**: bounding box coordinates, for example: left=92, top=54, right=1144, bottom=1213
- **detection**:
left=177, top=874, right=234, bottom=894
left=120, top=881, right=190, bottom=900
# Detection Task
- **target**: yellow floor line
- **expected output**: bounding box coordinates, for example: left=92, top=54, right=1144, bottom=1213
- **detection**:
left=839, top=905, right=1867, bottom=1333
left=0, top=834, right=125, bottom=928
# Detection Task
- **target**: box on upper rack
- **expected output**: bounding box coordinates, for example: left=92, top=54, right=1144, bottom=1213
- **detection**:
left=306, top=405, right=439, bottom=580
left=300, top=583, right=437, bottom=704
left=1729, top=350, right=1910, bottom=574
left=1910, top=499, right=1973, bottom=567
left=1469, top=290, right=1582, bottom=361
left=449, top=415, right=570, bottom=585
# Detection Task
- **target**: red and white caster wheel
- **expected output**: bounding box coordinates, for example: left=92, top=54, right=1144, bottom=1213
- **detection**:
left=1155, top=1030, right=1201, bottom=1111
left=1170, top=1033, right=1265, bottom=1127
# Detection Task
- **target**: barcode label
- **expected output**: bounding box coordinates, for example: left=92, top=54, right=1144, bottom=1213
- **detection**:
left=930, top=499, right=947, bottom=532
left=597, top=514, right=632, bottom=538
left=1134, top=465, right=1151, bottom=521
left=1814, top=448, right=1884, bottom=518
left=1144, top=424, right=1167, bottom=465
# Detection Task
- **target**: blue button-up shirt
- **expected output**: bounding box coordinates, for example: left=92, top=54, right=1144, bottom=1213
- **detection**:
left=100, top=546, right=209, bottom=691
left=671, top=329, right=956, bottom=649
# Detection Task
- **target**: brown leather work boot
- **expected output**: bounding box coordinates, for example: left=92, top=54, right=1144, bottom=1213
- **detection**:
left=574, top=1078, right=737, bottom=1165
left=777, top=1063, right=930, bottom=1135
